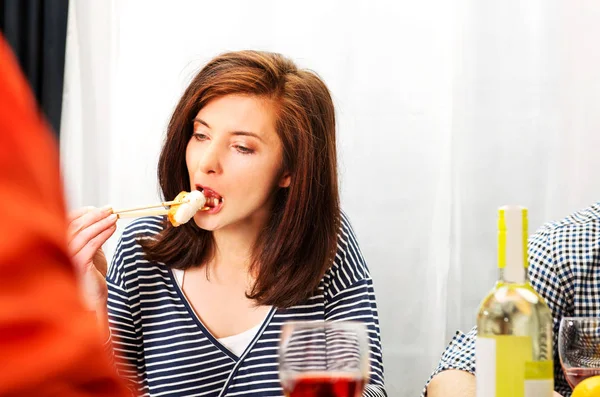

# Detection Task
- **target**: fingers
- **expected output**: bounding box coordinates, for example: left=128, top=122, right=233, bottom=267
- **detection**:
left=68, top=207, right=117, bottom=258
left=72, top=224, right=116, bottom=275
left=68, top=206, right=95, bottom=223
left=68, top=206, right=111, bottom=237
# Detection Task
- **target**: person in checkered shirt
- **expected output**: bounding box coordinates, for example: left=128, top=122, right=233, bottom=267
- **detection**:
left=422, top=203, right=600, bottom=397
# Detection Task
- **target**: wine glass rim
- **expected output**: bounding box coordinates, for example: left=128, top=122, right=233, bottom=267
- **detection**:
left=561, top=316, right=600, bottom=321
left=281, top=320, right=366, bottom=330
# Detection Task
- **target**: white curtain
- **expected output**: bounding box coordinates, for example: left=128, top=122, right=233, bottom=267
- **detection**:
left=61, top=1, right=600, bottom=395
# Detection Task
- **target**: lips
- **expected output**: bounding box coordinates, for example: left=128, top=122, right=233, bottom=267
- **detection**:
left=195, top=185, right=224, bottom=211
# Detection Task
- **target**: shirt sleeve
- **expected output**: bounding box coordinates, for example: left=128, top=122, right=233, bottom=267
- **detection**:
left=106, top=236, right=148, bottom=394
left=0, top=34, right=131, bottom=397
left=325, top=213, right=387, bottom=397
left=325, top=277, right=387, bottom=397
left=420, top=327, right=477, bottom=397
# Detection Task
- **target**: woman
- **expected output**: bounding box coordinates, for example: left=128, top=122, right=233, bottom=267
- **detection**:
left=69, top=51, right=386, bottom=396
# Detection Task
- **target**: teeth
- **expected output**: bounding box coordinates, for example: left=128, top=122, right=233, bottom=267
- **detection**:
left=213, top=198, right=219, bottom=206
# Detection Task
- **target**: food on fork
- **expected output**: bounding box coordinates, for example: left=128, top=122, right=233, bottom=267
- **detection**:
left=167, top=190, right=206, bottom=227
left=113, top=189, right=219, bottom=226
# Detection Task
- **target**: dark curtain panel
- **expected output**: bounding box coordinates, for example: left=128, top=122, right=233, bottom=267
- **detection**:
left=0, top=0, right=69, bottom=139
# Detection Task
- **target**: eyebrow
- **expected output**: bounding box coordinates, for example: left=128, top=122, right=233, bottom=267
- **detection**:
left=193, top=118, right=264, bottom=142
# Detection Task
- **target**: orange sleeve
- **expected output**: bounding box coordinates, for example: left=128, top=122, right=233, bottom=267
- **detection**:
left=0, top=34, right=131, bottom=396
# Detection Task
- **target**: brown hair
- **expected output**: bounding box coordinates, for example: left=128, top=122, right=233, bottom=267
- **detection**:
left=141, top=51, right=339, bottom=308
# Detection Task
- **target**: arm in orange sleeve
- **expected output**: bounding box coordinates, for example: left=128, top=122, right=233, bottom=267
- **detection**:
left=0, top=34, right=131, bottom=397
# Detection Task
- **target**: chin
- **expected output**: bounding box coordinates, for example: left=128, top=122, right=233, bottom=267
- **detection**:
left=192, top=216, right=220, bottom=231
left=192, top=209, right=264, bottom=232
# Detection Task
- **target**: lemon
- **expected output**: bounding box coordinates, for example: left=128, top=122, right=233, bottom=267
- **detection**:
left=573, top=375, right=600, bottom=397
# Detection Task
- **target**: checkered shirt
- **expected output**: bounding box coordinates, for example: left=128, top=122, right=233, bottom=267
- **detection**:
left=421, top=202, right=600, bottom=397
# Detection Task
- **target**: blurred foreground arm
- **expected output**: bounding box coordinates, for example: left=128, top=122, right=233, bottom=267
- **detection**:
left=0, top=34, right=130, bottom=396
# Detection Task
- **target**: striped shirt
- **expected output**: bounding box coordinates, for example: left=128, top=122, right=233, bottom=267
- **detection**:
left=421, top=202, right=600, bottom=397
left=106, top=213, right=387, bottom=396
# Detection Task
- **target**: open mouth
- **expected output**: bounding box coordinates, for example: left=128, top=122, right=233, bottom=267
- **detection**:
left=196, top=185, right=224, bottom=213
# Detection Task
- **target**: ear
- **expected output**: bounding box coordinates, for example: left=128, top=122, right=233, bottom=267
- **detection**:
left=278, top=172, right=291, bottom=188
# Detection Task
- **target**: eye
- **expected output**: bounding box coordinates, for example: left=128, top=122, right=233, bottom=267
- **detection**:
left=234, top=145, right=254, bottom=155
left=192, top=133, right=208, bottom=141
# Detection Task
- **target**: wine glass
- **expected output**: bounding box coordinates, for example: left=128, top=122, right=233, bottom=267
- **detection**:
left=559, top=317, right=600, bottom=389
left=279, top=321, right=369, bottom=397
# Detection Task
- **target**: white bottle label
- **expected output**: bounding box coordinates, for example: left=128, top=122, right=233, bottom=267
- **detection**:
left=476, top=336, right=553, bottom=397
left=476, top=337, right=496, bottom=396
left=524, top=380, right=554, bottom=396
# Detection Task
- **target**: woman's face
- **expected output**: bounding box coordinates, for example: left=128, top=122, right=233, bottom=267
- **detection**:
left=186, top=94, right=290, bottom=232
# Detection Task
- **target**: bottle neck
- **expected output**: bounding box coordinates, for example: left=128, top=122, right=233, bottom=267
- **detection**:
left=499, top=266, right=527, bottom=284
left=497, top=206, right=528, bottom=284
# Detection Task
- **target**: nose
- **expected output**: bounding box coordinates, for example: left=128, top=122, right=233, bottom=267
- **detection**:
left=196, top=140, right=223, bottom=175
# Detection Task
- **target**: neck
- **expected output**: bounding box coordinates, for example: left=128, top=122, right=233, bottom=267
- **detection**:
left=209, top=210, right=269, bottom=280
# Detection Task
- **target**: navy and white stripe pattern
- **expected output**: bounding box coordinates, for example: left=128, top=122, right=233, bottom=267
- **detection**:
left=421, top=202, right=600, bottom=397
left=107, top=212, right=386, bottom=396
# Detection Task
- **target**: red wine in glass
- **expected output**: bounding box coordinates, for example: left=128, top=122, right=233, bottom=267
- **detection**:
left=282, top=373, right=365, bottom=397
left=563, top=367, right=600, bottom=388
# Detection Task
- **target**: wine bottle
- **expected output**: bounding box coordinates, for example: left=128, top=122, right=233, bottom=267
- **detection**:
left=476, top=206, right=553, bottom=397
